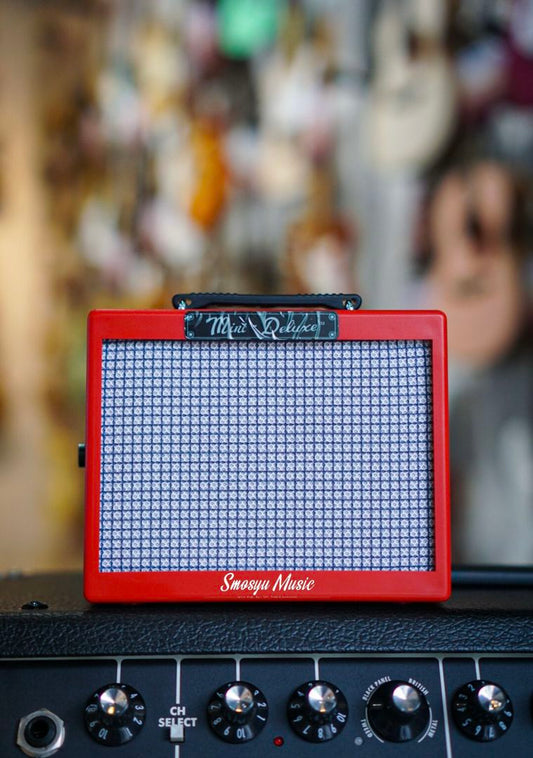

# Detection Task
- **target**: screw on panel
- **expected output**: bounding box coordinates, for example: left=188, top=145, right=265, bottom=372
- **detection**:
left=21, top=600, right=48, bottom=610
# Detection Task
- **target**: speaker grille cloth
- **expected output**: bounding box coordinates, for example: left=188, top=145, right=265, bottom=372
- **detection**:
left=99, top=340, right=434, bottom=572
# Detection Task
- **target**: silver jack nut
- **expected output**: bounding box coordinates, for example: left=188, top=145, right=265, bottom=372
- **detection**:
left=17, top=709, right=65, bottom=757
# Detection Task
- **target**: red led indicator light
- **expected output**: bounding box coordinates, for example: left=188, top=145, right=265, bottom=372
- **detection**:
left=273, top=736, right=284, bottom=747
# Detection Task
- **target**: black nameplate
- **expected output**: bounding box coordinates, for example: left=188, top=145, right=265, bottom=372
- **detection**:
left=185, top=311, right=338, bottom=341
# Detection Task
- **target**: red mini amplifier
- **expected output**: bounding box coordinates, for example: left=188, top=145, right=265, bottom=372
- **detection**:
left=82, top=294, right=450, bottom=603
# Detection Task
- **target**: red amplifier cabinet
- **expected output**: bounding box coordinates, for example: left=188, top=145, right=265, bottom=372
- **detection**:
left=82, top=295, right=449, bottom=603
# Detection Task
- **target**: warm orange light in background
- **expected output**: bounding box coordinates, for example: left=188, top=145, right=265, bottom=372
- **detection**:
left=0, top=0, right=531, bottom=572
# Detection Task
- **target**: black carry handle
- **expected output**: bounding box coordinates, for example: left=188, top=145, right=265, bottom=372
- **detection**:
left=172, top=293, right=362, bottom=310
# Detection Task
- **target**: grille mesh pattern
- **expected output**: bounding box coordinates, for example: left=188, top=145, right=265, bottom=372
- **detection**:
left=99, top=339, right=434, bottom=572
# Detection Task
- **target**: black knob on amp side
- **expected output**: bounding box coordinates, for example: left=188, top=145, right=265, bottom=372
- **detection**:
left=84, top=683, right=146, bottom=746
left=207, top=681, right=268, bottom=743
left=366, top=680, right=430, bottom=742
left=287, top=680, right=348, bottom=742
left=452, top=679, right=513, bottom=742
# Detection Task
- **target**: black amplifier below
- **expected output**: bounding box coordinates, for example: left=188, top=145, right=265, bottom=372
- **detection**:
left=0, top=571, right=532, bottom=757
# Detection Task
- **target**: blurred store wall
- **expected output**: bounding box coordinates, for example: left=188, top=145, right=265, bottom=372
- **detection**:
left=0, top=0, right=531, bottom=572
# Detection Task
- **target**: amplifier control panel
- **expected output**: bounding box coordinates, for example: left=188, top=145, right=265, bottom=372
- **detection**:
left=1, top=655, right=532, bottom=757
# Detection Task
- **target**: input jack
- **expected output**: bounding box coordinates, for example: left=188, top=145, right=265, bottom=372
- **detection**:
left=16, top=709, right=65, bottom=757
